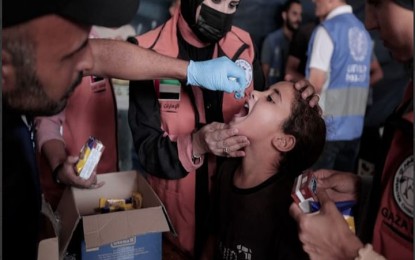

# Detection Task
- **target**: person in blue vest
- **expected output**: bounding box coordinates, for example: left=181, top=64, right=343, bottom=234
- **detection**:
left=305, top=0, right=372, bottom=172
left=2, top=0, right=250, bottom=258
left=290, top=0, right=413, bottom=259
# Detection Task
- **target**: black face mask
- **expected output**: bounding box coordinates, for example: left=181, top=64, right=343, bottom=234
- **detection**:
left=193, top=3, right=234, bottom=43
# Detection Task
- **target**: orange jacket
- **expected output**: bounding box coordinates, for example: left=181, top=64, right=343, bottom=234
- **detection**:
left=372, top=82, right=413, bottom=259
left=36, top=76, right=119, bottom=209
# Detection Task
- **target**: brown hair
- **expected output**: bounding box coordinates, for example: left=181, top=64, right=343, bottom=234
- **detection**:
left=279, top=84, right=326, bottom=175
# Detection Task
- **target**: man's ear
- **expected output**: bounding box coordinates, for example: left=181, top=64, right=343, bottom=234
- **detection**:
left=282, top=11, right=287, bottom=22
left=272, top=135, right=296, bottom=152
left=2, top=49, right=16, bottom=92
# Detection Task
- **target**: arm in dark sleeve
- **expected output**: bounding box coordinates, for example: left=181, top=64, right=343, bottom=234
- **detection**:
left=251, top=39, right=266, bottom=91
left=128, top=80, right=188, bottom=179
left=289, top=22, right=317, bottom=60
left=201, top=169, right=223, bottom=259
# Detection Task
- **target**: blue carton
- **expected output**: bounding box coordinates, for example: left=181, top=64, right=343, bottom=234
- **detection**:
left=82, top=233, right=162, bottom=260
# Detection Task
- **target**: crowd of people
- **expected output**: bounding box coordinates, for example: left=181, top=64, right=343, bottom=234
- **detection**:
left=3, top=0, right=413, bottom=259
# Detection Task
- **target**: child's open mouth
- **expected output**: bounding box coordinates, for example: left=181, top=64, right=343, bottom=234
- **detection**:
left=231, top=101, right=250, bottom=124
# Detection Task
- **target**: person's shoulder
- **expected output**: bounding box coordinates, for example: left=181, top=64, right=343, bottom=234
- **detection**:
left=262, top=29, right=283, bottom=44
left=230, top=25, right=252, bottom=38
left=267, top=28, right=283, bottom=38
left=274, top=29, right=286, bottom=40
left=224, top=26, right=255, bottom=45
left=136, top=17, right=175, bottom=46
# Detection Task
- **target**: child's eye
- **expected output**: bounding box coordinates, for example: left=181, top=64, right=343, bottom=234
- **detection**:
left=267, top=95, right=275, bottom=103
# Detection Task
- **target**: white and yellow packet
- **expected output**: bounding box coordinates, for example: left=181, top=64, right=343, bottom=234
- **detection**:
left=75, top=136, right=105, bottom=180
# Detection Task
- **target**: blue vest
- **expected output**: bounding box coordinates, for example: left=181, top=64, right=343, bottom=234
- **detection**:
left=306, top=13, right=372, bottom=141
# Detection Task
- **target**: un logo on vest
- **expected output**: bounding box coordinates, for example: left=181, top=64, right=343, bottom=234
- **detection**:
left=348, top=27, right=368, bottom=62
left=393, top=156, right=414, bottom=217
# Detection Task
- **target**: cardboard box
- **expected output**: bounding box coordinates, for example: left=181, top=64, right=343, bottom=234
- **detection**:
left=37, top=203, right=59, bottom=260
left=43, top=171, right=172, bottom=260
left=38, top=198, right=59, bottom=260
left=38, top=237, right=59, bottom=260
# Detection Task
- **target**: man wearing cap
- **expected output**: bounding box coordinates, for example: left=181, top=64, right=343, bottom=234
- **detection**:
left=289, top=0, right=413, bottom=259
left=2, top=0, right=250, bottom=258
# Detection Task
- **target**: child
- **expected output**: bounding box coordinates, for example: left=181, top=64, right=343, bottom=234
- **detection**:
left=204, top=81, right=326, bottom=259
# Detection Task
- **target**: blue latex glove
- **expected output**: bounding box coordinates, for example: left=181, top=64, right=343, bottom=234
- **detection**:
left=186, top=56, right=247, bottom=93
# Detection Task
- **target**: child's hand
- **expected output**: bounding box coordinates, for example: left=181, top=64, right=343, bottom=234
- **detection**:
left=54, top=155, right=105, bottom=189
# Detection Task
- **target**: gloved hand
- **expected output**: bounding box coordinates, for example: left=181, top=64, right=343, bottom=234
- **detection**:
left=186, top=56, right=247, bottom=93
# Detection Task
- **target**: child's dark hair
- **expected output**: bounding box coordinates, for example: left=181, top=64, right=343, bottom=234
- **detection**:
left=279, top=84, right=326, bottom=175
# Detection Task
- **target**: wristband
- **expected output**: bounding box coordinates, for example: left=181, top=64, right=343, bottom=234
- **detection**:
left=52, top=163, right=64, bottom=184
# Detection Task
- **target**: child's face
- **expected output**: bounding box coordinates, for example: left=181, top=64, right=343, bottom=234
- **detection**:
left=230, top=81, right=295, bottom=141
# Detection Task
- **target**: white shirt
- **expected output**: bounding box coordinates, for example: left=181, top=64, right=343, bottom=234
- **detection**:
left=308, top=5, right=353, bottom=72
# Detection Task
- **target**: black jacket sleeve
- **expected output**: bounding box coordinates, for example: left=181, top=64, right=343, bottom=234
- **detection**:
left=128, top=80, right=189, bottom=179
left=251, top=37, right=266, bottom=91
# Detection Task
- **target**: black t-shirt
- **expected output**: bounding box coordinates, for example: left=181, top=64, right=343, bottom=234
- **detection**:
left=211, top=158, right=308, bottom=260
left=288, top=21, right=319, bottom=76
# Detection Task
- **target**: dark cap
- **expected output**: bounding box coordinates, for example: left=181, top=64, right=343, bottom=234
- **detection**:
left=3, top=0, right=140, bottom=28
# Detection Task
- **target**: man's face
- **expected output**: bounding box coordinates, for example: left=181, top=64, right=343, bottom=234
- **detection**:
left=285, top=3, right=302, bottom=31
left=2, top=15, right=93, bottom=116
left=313, top=0, right=331, bottom=19
left=365, top=0, right=413, bottom=62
